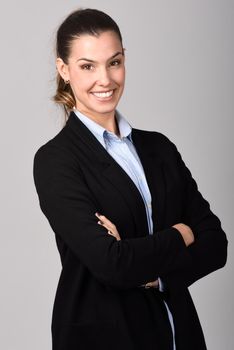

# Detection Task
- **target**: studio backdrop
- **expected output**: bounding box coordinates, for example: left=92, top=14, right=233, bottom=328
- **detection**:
left=0, top=1, right=233, bottom=349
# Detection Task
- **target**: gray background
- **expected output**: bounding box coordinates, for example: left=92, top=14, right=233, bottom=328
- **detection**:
left=0, top=0, right=233, bottom=349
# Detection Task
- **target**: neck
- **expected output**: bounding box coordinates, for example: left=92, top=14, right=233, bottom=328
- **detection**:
left=75, top=108, right=120, bottom=136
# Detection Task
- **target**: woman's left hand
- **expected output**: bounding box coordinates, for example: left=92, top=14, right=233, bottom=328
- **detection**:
left=95, top=213, right=121, bottom=241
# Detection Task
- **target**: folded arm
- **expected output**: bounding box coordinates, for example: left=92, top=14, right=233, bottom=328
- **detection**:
left=160, top=140, right=228, bottom=291
left=33, top=145, right=191, bottom=290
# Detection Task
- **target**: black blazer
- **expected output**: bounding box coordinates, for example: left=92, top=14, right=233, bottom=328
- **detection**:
left=33, top=111, right=227, bottom=350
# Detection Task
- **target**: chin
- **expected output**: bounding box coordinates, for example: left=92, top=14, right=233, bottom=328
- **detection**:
left=91, top=103, right=118, bottom=116
left=93, top=108, right=116, bottom=116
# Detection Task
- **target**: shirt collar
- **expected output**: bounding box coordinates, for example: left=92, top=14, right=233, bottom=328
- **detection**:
left=73, top=109, right=133, bottom=149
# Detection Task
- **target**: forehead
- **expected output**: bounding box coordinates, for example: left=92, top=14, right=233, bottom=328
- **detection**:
left=69, top=31, right=122, bottom=61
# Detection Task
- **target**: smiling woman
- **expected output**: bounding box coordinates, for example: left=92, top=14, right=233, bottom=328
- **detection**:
left=33, top=7, right=227, bottom=350
left=54, top=9, right=125, bottom=127
left=56, top=31, right=125, bottom=127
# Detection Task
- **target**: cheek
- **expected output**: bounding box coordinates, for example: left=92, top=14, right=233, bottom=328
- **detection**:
left=112, top=68, right=125, bottom=85
left=119, top=67, right=125, bottom=83
left=70, top=73, right=93, bottom=93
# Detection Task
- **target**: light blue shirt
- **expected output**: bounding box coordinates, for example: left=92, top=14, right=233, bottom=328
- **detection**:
left=74, top=109, right=176, bottom=350
left=75, top=109, right=153, bottom=235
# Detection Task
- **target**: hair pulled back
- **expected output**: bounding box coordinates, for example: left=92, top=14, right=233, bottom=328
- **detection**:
left=53, top=8, right=123, bottom=120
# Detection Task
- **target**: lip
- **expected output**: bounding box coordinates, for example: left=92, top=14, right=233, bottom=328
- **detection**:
left=91, top=89, right=114, bottom=93
left=90, top=89, right=116, bottom=101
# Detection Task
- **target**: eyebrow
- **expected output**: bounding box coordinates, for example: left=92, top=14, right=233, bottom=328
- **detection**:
left=76, top=51, right=123, bottom=63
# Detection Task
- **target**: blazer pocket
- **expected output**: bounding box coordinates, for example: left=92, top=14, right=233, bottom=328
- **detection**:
left=53, top=320, right=119, bottom=350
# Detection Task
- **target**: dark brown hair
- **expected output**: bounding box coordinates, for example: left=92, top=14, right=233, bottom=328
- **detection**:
left=53, top=8, right=123, bottom=121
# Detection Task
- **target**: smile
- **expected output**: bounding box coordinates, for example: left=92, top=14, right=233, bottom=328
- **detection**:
left=91, top=90, right=114, bottom=99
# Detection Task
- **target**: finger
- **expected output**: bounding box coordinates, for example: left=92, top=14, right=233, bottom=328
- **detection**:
left=145, top=282, right=153, bottom=288
left=96, top=214, right=121, bottom=240
left=95, top=213, right=115, bottom=228
left=151, top=280, right=159, bottom=288
left=145, top=280, right=159, bottom=288
left=100, top=217, right=115, bottom=229
left=98, top=222, right=119, bottom=240
left=97, top=221, right=112, bottom=231
left=107, top=230, right=118, bottom=239
left=108, top=231, right=121, bottom=241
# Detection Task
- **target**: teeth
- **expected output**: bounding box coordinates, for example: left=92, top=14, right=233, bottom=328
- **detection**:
left=92, top=90, right=114, bottom=98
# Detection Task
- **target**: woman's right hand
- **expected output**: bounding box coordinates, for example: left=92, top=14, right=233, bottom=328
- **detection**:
left=173, top=223, right=194, bottom=246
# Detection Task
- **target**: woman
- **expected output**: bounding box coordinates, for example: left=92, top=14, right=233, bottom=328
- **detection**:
left=33, top=8, right=228, bottom=350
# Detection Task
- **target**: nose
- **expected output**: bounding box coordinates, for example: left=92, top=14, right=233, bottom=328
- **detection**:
left=96, top=67, right=111, bottom=86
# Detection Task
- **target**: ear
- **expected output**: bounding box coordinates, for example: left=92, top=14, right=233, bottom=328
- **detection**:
left=56, top=58, right=69, bottom=82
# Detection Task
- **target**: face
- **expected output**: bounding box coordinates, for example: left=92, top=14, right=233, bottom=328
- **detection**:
left=57, top=31, right=125, bottom=121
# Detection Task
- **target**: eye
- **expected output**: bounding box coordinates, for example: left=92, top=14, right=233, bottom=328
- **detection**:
left=81, top=64, right=94, bottom=71
left=110, top=59, right=121, bottom=67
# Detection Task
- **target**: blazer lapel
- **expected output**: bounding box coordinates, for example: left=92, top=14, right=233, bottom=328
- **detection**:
left=131, top=130, right=166, bottom=232
left=66, top=112, right=150, bottom=237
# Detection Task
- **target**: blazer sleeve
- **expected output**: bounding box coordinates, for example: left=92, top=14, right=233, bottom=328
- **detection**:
left=161, top=139, right=228, bottom=292
left=33, top=143, right=191, bottom=290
